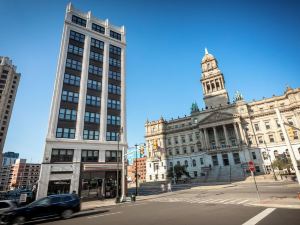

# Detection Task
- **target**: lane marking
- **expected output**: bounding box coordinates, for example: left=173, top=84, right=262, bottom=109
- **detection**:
left=88, top=211, right=122, bottom=219
left=237, top=200, right=250, bottom=205
left=242, top=208, right=276, bottom=225
left=217, top=199, right=233, bottom=203
left=224, top=199, right=242, bottom=204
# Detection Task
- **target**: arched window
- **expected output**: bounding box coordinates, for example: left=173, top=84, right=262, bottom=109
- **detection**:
left=184, top=160, right=188, bottom=167
left=285, top=149, right=290, bottom=157
left=211, top=83, right=215, bottom=91
left=274, top=150, right=279, bottom=159
left=192, top=159, right=197, bottom=167
left=207, top=84, right=210, bottom=92
left=216, top=82, right=220, bottom=89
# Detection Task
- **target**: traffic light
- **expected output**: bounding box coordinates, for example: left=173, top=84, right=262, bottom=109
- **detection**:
left=287, top=127, right=294, bottom=139
left=140, top=145, right=145, bottom=155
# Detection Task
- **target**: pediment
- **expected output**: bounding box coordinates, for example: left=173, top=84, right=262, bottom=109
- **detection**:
left=199, top=111, right=235, bottom=124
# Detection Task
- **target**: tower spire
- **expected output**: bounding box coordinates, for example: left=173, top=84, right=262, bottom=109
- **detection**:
left=205, top=48, right=208, bottom=55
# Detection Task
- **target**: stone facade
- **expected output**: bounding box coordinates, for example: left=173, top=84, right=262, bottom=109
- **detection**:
left=145, top=49, right=300, bottom=182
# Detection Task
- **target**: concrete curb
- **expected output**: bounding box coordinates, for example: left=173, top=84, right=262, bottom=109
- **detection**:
left=249, top=203, right=300, bottom=209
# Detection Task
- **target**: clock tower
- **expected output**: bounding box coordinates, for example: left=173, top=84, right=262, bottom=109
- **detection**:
left=201, top=48, right=229, bottom=108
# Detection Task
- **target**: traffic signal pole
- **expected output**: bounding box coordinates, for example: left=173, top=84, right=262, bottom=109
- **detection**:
left=275, top=108, right=300, bottom=186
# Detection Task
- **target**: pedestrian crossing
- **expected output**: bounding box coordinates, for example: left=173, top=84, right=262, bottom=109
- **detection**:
left=149, top=197, right=256, bottom=206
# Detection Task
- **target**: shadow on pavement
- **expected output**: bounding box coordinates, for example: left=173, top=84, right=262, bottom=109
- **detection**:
left=30, top=209, right=110, bottom=224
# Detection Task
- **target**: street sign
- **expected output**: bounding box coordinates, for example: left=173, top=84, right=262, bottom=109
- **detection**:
left=19, top=193, right=27, bottom=203
left=248, top=161, right=255, bottom=172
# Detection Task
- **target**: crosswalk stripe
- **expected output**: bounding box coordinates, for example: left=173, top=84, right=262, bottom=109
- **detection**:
left=237, top=200, right=250, bottom=204
left=224, top=199, right=242, bottom=204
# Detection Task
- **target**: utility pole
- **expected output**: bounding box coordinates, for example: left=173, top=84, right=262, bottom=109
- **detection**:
left=120, top=146, right=126, bottom=202
left=275, top=108, right=300, bottom=186
left=134, top=144, right=138, bottom=196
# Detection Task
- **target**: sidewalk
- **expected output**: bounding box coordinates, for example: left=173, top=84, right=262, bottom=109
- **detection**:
left=250, top=197, right=300, bottom=209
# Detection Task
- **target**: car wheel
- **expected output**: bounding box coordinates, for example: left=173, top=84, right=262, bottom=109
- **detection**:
left=12, top=216, right=25, bottom=225
left=61, top=209, right=73, bottom=219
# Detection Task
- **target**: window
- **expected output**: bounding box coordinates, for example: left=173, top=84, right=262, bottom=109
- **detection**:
left=175, top=148, right=180, bottom=155
left=66, top=58, right=82, bottom=71
left=181, top=136, right=186, bottom=143
left=51, top=149, right=74, bottom=162
left=285, top=149, right=290, bottom=158
left=87, top=79, right=101, bottom=91
left=61, top=90, right=79, bottom=103
left=195, top=132, right=200, bottom=140
left=64, top=73, right=80, bottom=86
left=294, top=131, right=299, bottom=140
left=251, top=152, right=257, bottom=160
left=177, top=161, right=180, bottom=166
left=72, top=15, right=86, bottom=27
left=269, top=134, right=275, bottom=143
left=70, top=30, right=85, bottom=43
left=110, top=30, right=121, bottom=40
left=262, top=152, right=268, bottom=160
left=194, top=171, right=198, bottom=177
left=212, top=155, right=218, bottom=166
left=109, top=71, right=121, bottom=81
left=233, top=153, right=241, bottom=164
left=109, top=58, right=121, bottom=67
left=191, top=146, right=195, bottom=153
left=254, top=123, right=260, bottom=131
left=189, top=134, right=193, bottom=142
left=167, top=138, right=171, bottom=145
left=81, top=150, right=99, bottom=162
left=92, top=23, right=105, bottom=34
left=109, top=45, right=121, bottom=55
left=258, top=136, right=264, bottom=144
left=86, top=95, right=100, bottom=106
left=192, top=159, right=196, bottom=167
left=200, top=158, right=204, bottom=165
left=265, top=121, right=270, bottom=130
left=107, top=99, right=121, bottom=110
left=84, top=112, right=100, bottom=123
left=149, top=175, right=152, bottom=180
left=107, top=115, right=121, bottom=125
left=275, top=120, right=280, bottom=128
left=91, top=38, right=104, bottom=49
left=174, top=137, right=178, bottom=144
left=182, top=147, right=187, bottom=154
left=106, top=132, right=118, bottom=141
left=68, top=44, right=83, bottom=56
left=169, top=149, right=172, bottom=156
left=90, top=51, right=103, bottom=62
left=105, top=150, right=120, bottom=162
left=280, top=133, right=285, bottom=141
left=59, top=108, right=77, bottom=121
left=56, top=128, right=75, bottom=139
left=287, top=118, right=294, bottom=125
left=83, top=130, right=99, bottom=140
left=273, top=150, right=279, bottom=158
left=108, top=84, right=121, bottom=95
left=88, top=65, right=102, bottom=75
left=184, top=160, right=188, bottom=167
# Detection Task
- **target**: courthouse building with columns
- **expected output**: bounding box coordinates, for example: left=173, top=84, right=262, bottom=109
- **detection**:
left=37, top=4, right=127, bottom=198
left=145, top=49, right=300, bottom=182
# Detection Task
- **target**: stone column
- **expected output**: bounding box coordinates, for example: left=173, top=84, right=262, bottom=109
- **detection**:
left=75, top=31, right=91, bottom=140
left=238, top=122, right=248, bottom=145
left=204, top=128, right=210, bottom=149
left=233, top=123, right=241, bottom=145
left=223, top=124, right=230, bottom=146
left=213, top=127, right=219, bottom=147
left=200, top=129, right=206, bottom=149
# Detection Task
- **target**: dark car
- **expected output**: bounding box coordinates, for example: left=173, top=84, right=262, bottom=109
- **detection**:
left=0, top=194, right=80, bottom=225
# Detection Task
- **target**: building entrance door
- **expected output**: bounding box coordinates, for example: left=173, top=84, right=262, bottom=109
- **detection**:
left=222, top=154, right=229, bottom=166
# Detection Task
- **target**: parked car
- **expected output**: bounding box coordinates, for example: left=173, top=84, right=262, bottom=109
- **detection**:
left=0, top=201, right=17, bottom=215
left=0, top=194, right=80, bottom=225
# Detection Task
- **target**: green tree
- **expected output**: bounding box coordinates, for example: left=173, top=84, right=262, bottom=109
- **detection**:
left=168, top=165, right=190, bottom=179
left=272, top=157, right=292, bottom=174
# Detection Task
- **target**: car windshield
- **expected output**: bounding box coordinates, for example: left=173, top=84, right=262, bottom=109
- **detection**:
left=28, top=198, right=50, bottom=207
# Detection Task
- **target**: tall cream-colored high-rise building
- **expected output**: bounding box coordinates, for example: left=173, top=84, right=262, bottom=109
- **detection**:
left=37, top=3, right=127, bottom=199
left=0, top=57, right=21, bottom=163
left=145, top=49, right=300, bottom=182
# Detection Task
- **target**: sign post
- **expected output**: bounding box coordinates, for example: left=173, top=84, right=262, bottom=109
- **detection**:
left=249, top=161, right=260, bottom=201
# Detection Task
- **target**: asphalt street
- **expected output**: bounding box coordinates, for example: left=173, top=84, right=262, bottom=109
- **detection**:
left=36, top=181, right=300, bottom=225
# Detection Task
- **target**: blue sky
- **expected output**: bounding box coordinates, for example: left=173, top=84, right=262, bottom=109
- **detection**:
left=0, top=0, right=299, bottom=162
